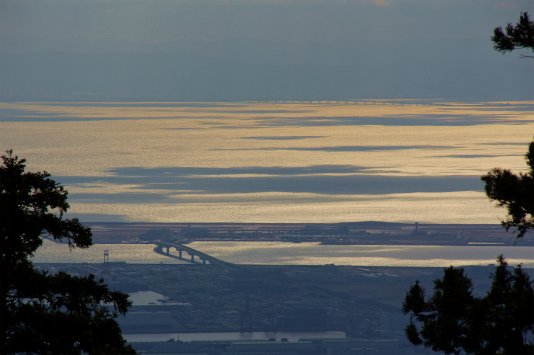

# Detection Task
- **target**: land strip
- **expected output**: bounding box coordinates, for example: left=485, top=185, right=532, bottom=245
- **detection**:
left=85, top=222, right=533, bottom=246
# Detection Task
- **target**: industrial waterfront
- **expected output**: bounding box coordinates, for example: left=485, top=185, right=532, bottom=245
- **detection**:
left=33, top=222, right=534, bottom=267
left=33, top=222, right=533, bottom=354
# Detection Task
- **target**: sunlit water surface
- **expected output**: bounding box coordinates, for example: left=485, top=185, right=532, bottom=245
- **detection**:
left=32, top=240, right=534, bottom=268
left=1, top=101, right=533, bottom=224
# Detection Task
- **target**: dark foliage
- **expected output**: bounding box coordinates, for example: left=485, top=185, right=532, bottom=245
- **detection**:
left=403, top=255, right=534, bottom=355
left=492, top=12, right=534, bottom=57
left=481, top=141, right=534, bottom=238
left=0, top=150, right=137, bottom=354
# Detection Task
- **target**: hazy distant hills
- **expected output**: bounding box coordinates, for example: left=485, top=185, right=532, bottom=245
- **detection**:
left=2, top=39, right=532, bottom=102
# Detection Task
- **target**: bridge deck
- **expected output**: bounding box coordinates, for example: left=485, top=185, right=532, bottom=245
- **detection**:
left=154, top=241, right=235, bottom=267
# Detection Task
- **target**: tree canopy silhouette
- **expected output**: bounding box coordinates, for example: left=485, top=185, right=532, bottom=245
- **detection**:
left=481, top=141, right=534, bottom=238
left=0, top=150, right=137, bottom=354
left=487, top=13, right=534, bottom=237
left=403, top=140, right=534, bottom=354
left=403, top=255, right=534, bottom=355
left=404, top=12, right=534, bottom=355
left=492, top=12, right=534, bottom=58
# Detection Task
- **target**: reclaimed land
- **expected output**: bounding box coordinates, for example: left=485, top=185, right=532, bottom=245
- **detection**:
left=36, top=222, right=533, bottom=354
left=85, top=222, right=533, bottom=246
left=36, top=261, right=507, bottom=336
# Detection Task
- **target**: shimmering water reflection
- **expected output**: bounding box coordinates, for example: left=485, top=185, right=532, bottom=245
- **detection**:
left=32, top=239, right=184, bottom=264
left=32, top=240, right=534, bottom=268
left=189, top=242, right=534, bottom=268
left=1, top=101, right=533, bottom=224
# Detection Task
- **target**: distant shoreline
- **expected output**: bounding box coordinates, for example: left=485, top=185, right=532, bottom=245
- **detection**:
left=82, top=221, right=533, bottom=247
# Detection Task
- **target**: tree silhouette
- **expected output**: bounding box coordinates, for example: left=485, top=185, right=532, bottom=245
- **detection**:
left=403, top=138, right=534, bottom=354
left=403, top=12, right=534, bottom=355
left=403, top=255, right=534, bottom=355
left=481, top=141, right=534, bottom=238
left=486, top=13, right=534, bottom=238
left=492, top=12, right=534, bottom=58
left=0, top=151, right=137, bottom=354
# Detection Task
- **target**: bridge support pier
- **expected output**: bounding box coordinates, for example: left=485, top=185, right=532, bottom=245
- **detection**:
left=179, top=250, right=183, bottom=259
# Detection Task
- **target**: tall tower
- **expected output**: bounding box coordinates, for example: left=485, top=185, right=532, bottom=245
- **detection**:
left=101, top=250, right=110, bottom=278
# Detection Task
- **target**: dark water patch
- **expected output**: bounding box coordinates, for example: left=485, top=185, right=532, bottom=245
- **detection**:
left=2, top=108, right=528, bottom=126
left=30, top=102, right=231, bottom=108
left=477, top=104, right=534, bottom=112
left=108, top=165, right=370, bottom=177
left=482, top=142, right=532, bottom=146
left=250, top=114, right=529, bottom=127
left=0, top=108, right=60, bottom=122
left=57, top=166, right=482, bottom=198
left=213, top=145, right=451, bottom=152
left=202, top=110, right=310, bottom=114
left=0, top=114, right=202, bottom=123
left=244, top=136, right=323, bottom=140
left=286, top=145, right=449, bottom=152
left=441, top=154, right=510, bottom=159
left=138, top=175, right=482, bottom=195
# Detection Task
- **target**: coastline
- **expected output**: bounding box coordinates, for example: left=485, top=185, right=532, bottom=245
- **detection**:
left=83, top=221, right=533, bottom=247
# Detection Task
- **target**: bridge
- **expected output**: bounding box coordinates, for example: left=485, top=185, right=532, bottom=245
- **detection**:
left=154, top=241, right=235, bottom=268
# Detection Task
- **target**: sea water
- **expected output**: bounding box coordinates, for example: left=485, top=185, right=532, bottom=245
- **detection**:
left=32, top=239, right=534, bottom=268
left=2, top=101, right=533, bottom=225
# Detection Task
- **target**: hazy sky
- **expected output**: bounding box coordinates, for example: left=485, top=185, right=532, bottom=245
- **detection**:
left=1, top=0, right=533, bottom=100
